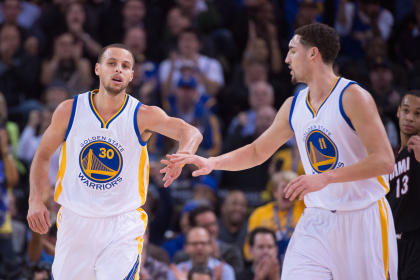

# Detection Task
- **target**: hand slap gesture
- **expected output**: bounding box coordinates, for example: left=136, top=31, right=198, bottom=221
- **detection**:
left=163, top=153, right=214, bottom=178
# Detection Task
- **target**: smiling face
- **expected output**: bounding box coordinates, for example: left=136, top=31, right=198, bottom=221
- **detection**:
left=285, top=35, right=311, bottom=84
left=95, top=48, right=134, bottom=95
left=398, top=94, right=420, bottom=137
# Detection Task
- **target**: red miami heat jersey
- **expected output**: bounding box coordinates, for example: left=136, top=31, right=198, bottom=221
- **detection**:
left=289, top=77, right=388, bottom=210
left=54, top=90, right=149, bottom=217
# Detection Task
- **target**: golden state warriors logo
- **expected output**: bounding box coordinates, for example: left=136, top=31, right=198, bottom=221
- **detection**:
left=305, top=130, right=338, bottom=173
left=79, top=141, right=123, bottom=183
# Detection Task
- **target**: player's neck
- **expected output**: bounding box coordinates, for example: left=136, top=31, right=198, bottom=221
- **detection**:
left=400, top=133, right=409, bottom=151
left=306, top=67, right=338, bottom=102
left=93, top=89, right=126, bottom=120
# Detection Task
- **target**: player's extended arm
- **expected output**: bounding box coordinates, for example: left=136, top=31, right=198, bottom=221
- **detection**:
left=285, top=84, right=395, bottom=200
left=166, top=97, right=294, bottom=176
left=27, top=100, right=73, bottom=234
left=137, top=104, right=203, bottom=186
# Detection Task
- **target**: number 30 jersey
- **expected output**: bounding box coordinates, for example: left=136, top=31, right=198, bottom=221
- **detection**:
left=54, top=90, right=149, bottom=217
left=387, top=147, right=420, bottom=233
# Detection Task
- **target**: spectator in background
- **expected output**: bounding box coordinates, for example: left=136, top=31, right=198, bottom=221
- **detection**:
left=0, top=112, right=19, bottom=273
left=188, top=265, right=213, bottom=280
left=159, top=27, right=224, bottom=98
left=292, top=0, right=325, bottom=30
left=0, top=0, right=41, bottom=30
left=192, top=175, right=218, bottom=209
left=42, top=85, right=70, bottom=110
left=0, top=92, right=22, bottom=175
left=161, top=7, right=192, bottom=57
left=18, top=108, right=59, bottom=186
left=218, top=190, right=248, bottom=250
left=335, top=0, right=394, bottom=59
left=368, top=57, right=400, bottom=148
left=170, top=226, right=235, bottom=280
left=236, top=227, right=281, bottom=280
left=99, top=0, right=163, bottom=60
left=162, top=200, right=206, bottom=261
left=176, top=0, right=222, bottom=34
left=65, top=1, right=102, bottom=61
left=221, top=106, right=276, bottom=191
left=40, top=32, right=92, bottom=94
left=166, top=75, right=221, bottom=157
left=394, top=0, right=420, bottom=71
left=0, top=23, right=40, bottom=108
left=245, top=171, right=305, bottom=263
left=140, top=229, right=173, bottom=280
left=124, top=27, right=159, bottom=105
left=218, top=60, right=270, bottom=128
left=242, top=21, right=282, bottom=75
left=228, top=81, right=274, bottom=138
left=175, top=205, right=244, bottom=273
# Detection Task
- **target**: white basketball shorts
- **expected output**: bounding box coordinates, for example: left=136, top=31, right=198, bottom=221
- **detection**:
left=281, top=198, right=397, bottom=280
left=52, top=207, right=147, bottom=280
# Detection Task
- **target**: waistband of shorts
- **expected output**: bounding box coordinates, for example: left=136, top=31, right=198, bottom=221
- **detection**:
left=61, top=206, right=144, bottom=219
left=305, top=200, right=381, bottom=214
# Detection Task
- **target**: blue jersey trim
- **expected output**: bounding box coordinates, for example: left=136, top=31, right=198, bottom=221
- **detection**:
left=289, top=91, right=300, bottom=132
left=64, top=95, right=78, bottom=140
left=339, top=81, right=357, bottom=130
left=123, top=255, right=139, bottom=280
left=133, top=102, right=147, bottom=146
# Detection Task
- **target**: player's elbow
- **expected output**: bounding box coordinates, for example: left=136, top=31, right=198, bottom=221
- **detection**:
left=380, top=153, right=395, bottom=174
left=191, top=126, right=203, bottom=143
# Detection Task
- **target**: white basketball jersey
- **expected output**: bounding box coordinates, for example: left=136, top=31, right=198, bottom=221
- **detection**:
left=289, top=77, right=388, bottom=211
left=54, top=90, right=149, bottom=217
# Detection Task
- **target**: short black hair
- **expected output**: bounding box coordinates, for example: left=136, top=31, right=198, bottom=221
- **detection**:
left=248, top=227, right=276, bottom=247
left=403, top=90, right=420, bottom=99
left=188, top=205, right=214, bottom=227
left=178, top=27, right=201, bottom=43
left=401, top=90, right=420, bottom=106
left=294, top=23, right=340, bottom=64
left=97, top=43, right=135, bottom=64
left=188, top=266, right=213, bottom=280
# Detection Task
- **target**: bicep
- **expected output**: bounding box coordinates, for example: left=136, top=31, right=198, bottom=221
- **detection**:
left=138, top=105, right=191, bottom=141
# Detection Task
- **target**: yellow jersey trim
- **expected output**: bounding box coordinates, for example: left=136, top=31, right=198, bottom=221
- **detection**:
left=306, top=76, right=340, bottom=117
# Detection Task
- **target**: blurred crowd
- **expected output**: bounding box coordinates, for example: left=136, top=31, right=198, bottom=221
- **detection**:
left=0, top=0, right=419, bottom=279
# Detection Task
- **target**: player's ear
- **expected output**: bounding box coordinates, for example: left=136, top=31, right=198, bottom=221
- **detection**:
left=309, top=47, right=318, bottom=60
left=397, top=105, right=401, bottom=119
left=94, top=63, right=100, bottom=76
left=129, top=68, right=134, bottom=82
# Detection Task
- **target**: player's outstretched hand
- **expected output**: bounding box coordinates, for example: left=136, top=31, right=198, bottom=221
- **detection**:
left=27, top=200, right=51, bottom=234
left=167, top=153, right=214, bottom=177
left=160, top=157, right=183, bottom=188
left=284, top=173, right=329, bottom=201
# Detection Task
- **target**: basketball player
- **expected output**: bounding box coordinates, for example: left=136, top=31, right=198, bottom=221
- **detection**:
left=163, top=23, right=397, bottom=279
left=387, top=90, right=420, bottom=280
left=27, top=44, right=203, bottom=280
